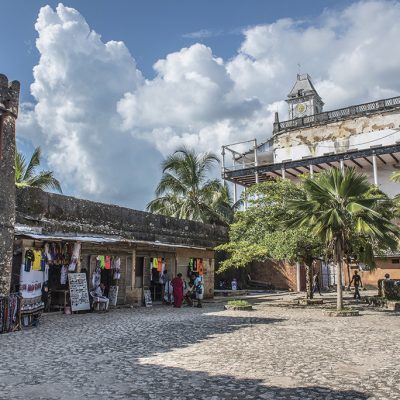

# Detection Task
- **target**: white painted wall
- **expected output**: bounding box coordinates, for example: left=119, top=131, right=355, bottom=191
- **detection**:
left=274, top=128, right=400, bottom=163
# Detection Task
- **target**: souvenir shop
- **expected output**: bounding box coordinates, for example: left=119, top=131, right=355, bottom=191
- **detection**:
left=14, top=240, right=83, bottom=325
left=12, top=237, right=124, bottom=325
left=151, top=254, right=206, bottom=303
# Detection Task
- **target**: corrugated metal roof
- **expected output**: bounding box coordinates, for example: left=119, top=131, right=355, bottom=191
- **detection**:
left=14, top=225, right=208, bottom=251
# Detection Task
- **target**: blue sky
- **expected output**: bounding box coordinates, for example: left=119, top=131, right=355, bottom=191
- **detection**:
left=3, top=0, right=353, bottom=103
left=2, top=1, right=399, bottom=209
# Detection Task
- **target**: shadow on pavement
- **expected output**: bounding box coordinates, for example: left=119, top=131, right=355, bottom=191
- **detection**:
left=0, top=307, right=370, bottom=399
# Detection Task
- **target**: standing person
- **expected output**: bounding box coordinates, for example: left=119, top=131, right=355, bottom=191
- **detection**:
left=171, top=273, right=184, bottom=308
left=349, top=270, right=363, bottom=299
left=160, top=269, right=169, bottom=304
left=192, top=273, right=204, bottom=308
left=312, top=272, right=322, bottom=296
left=231, top=278, right=238, bottom=291
left=184, top=281, right=194, bottom=306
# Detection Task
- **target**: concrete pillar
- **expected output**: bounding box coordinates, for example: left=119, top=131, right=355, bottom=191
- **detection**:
left=254, top=139, right=259, bottom=184
left=0, top=74, right=20, bottom=296
left=372, top=153, right=379, bottom=186
left=309, top=164, right=314, bottom=178
left=281, top=167, right=286, bottom=179
left=340, top=160, right=344, bottom=173
left=296, top=261, right=301, bottom=292
left=221, top=147, right=226, bottom=184
left=232, top=156, right=237, bottom=203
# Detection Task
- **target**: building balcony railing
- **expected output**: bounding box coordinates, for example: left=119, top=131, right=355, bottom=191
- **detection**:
left=274, top=96, right=400, bottom=134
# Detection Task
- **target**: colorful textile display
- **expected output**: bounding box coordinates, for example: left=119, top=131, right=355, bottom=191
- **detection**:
left=97, top=255, right=105, bottom=269
left=152, top=257, right=158, bottom=269
left=105, top=255, right=111, bottom=270
left=24, top=249, right=35, bottom=272
left=0, top=294, right=21, bottom=334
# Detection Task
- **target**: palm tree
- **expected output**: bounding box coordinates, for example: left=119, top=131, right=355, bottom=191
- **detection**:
left=286, top=168, right=398, bottom=310
left=146, top=147, right=233, bottom=225
left=15, top=147, right=62, bottom=193
left=390, top=171, right=400, bottom=182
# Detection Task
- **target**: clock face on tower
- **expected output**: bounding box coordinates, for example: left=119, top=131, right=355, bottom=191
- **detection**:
left=295, top=103, right=307, bottom=115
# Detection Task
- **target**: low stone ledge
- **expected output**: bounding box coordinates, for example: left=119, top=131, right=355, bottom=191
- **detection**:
left=224, top=305, right=253, bottom=311
left=324, top=310, right=360, bottom=317
left=297, top=298, right=324, bottom=305
left=214, top=290, right=248, bottom=297
left=386, top=301, right=400, bottom=311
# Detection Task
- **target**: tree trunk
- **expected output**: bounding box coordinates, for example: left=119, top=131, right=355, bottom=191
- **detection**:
left=305, top=262, right=313, bottom=299
left=335, top=238, right=344, bottom=311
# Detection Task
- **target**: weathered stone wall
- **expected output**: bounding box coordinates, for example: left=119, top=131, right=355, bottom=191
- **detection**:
left=0, top=74, right=20, bottom=296
left=250, top=260, right=297, bottom=290
left=344, top=258, right=400, bottom=288
left=16, top=187, right=228, bottom=249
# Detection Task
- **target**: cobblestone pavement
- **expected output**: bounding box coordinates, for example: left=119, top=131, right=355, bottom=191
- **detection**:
left=1, top=296, right=400, bottom=400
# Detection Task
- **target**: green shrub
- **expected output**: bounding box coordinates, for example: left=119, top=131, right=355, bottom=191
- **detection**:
left=226, top=300, right=250, bottom=307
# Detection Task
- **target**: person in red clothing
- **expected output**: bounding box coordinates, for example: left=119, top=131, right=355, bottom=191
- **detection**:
left=171, top=273, right=184, bottom=308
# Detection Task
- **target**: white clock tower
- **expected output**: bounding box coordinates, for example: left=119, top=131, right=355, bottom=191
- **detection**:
left=286, top=74, right=324, bottom=120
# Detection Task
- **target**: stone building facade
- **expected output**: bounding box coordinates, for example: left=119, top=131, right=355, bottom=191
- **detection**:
left=0, top=74, right=20, bottom=296
left=13, top=187, right=227, bottom=304
left=0, top=73, right=227, bottom=306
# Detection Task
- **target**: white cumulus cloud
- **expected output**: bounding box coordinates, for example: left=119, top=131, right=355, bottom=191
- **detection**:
left=18, top=1, right=400, bottom=209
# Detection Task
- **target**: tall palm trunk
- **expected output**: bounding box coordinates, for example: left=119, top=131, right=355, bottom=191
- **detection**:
left=335, top=236, right=344, bottom=311
left=305, top=262, right=313, bottom=299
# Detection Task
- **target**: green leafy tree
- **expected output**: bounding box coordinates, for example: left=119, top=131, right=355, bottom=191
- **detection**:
left=15, top=147, right=62, bottom=193
left=147, top=147, right=234, bottom=225
left=286, top=168, right=399, bottom=310
left=217, top=179, right=323, bottom=298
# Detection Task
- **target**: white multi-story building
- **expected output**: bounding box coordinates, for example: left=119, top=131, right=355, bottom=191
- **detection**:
left=223, top=73, right=400, bottom=200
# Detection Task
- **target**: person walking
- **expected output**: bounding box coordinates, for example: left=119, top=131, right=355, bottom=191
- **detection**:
left=171, top=273, right=184, bottom=308
left=312, top=272, right=322, bottom=296
left=349, top=270, right=363, bottom=299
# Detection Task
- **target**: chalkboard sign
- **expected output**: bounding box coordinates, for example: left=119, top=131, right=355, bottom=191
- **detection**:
left=144, top=289, right=152, bottom=307
left=68, top=273, right=90, bottom=312
left=109, top=285, right=118, bottom=307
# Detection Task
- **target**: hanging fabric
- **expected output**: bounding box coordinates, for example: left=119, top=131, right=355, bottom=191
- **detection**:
left=97, top=255, right=105, bottom=269
left=157, top=257, right=163, bottom=272
left=60, top=265, right=68, bottom=285
left=24, top=249, right=35, bottom=272
left=105, top=255, right=111, bottom=270
left=113, top=257, right=121, bottom=280
left=197, top=258, right=204, bottom=276
left=32, top=249, right=42, bottom=271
